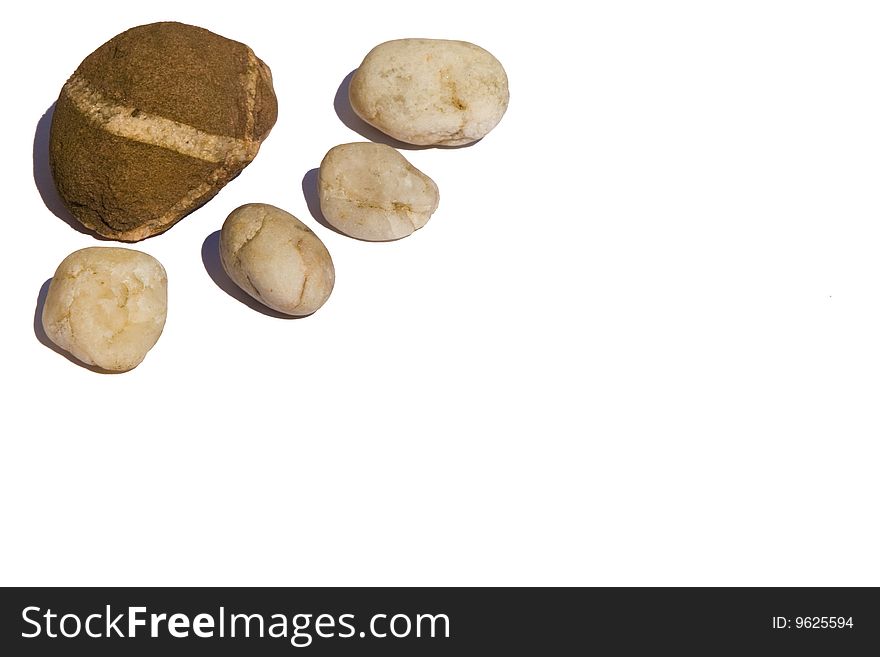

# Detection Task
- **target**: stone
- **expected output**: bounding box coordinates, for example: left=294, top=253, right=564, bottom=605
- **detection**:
left=50, top=22, right=277, bottom=241
left=318, top=142, right=440, bottom=241
left=349, top=38, right=509, bottom=146
left=41, top=247, right=168, bottom=372
left=219, top=204, right=335, bottom=316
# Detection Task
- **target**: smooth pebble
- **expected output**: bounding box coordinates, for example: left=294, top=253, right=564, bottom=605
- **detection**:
left=41, top=247, right=168, bottom=372
left=319, top=142, right=440, bottom=241
left=349, top=38, right=509, bottom=146
left=219, top=204, right=335, bottom=316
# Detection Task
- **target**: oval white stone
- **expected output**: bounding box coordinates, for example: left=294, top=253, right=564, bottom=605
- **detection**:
left=319, top=142, right=440, bottom=241
left=349, top=39, right=509, bottom=146
left=219, top=204, right=335, bottom=316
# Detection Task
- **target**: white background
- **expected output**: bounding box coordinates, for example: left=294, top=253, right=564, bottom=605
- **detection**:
left=1, top=1, right=878, bottom=586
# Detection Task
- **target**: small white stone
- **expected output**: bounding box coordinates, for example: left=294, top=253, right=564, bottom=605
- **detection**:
left=319, top=142, right=440, bottom=241
left=349, top=38, right=509, bottom=146
left=219, top=204, right=335, bottom=316
left=41, top=247, right=167, bottom=372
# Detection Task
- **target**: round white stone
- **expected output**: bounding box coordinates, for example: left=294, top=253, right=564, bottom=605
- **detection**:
left=219, top=203, right=335, bottom=316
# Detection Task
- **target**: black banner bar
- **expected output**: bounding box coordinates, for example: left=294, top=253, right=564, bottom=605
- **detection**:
left=1, top=588, right=877, bottom=655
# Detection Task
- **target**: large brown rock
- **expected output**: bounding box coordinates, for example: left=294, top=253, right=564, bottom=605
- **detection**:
left=49, top=22, right=277, bottom=241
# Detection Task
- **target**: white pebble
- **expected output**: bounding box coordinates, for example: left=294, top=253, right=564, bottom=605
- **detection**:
left=319, top=142, right=440, bottom=241
left=219, top=204, right=335, bottom=316
left=41, top=247, right=167, bottom=372
left=349, top=39, right=509, bottom=146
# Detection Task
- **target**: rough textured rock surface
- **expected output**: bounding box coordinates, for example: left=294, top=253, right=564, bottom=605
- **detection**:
left=41, top=247, right=168, bottom=371
left=319, top=142, right=439, bottom=241
left=50, top=22, right=277, bottom=241
left=220, top=204, right=335, bottom=316
left=349, top=38, right=509, bottom=146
